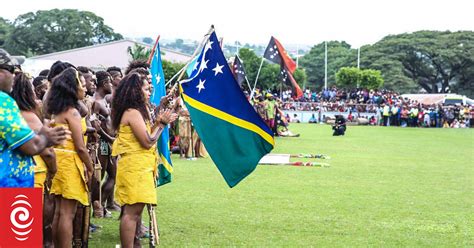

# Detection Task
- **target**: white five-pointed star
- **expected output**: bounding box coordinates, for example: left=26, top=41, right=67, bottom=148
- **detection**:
left=196, top=79, right=206, bottom=93
left=192, top=60, right=200, bottom=71
left=212, top=63, right=224, bottom=76
left=199, top=59, right=209, bottom=73
left=204, top=41, right=214, bottom=53
left=156, top=75, right=161, bottom=82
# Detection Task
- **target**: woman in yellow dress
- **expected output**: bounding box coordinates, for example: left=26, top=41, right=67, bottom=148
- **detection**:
left=11, top=72, right=57, bottom=247
left=111, top=72, right=177, bottom=247
left=11, top=72, right=57, bottom=192
left=45, top=67, right=94, bottom=247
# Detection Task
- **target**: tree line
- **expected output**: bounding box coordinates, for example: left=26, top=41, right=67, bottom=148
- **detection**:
left=1, top=9, right=472, bottom=97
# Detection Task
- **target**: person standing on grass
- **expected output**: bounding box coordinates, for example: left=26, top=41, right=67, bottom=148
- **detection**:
left=11, top=72, right=58, bottom=247
left=111, top=72, right=177, bottom=247
left=0, top=48, right=68, bottom=188
left=45, top=67, right=94, bottom=247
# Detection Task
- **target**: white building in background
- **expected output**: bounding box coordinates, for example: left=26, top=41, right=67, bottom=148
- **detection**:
left=23, top=39, right=191, bottom=75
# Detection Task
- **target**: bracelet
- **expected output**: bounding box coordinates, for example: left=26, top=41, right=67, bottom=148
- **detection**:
left=159, top=120, right=168, bottom=126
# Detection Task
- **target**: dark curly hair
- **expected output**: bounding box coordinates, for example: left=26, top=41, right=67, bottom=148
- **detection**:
left=125, top=60, right=149, bottom=75
left=47, top=61, right=75, bottom=82
left=95, top=71, right=111, bottom=88
left=107, top=66, right=122, bottom=77
left=11, top=73, right=37, bottom=112
left=45, top=67, right=81, bottom=116
left=111, top=72, right=150, bottom=130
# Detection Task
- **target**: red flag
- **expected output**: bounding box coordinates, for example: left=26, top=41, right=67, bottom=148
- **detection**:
left=263, top=36, right=297, bottom=73
left=280, top=65, right=303, bottom=99
left=264, top=37, right=302, bottom=98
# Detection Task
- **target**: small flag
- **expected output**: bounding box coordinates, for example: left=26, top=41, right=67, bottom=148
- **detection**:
left=231, top=56, right=247, bottom=87
left=180, top=31, right=274, bottom=187
left=150, top=43, right=173, bottom=186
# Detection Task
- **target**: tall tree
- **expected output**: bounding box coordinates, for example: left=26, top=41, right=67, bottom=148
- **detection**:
left=4, top=9, right=123, bottom=56
left=127, top=44, right=151, bottom=61
left=362, top=31, right=474, bottom=96
left=299, top=41, right=356, bottom=90
left=0, top=17, right=12, bottom=47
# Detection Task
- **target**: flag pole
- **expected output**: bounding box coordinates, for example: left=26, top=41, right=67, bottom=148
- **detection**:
left=357, top=47, right=360, bottom=69
left=250, top=57, right=264, bottom=100
left=147, top=35, right=161, bottom=65
left=280, top=79, right=283, bottom=101
left=175, top=25, right=215, bottom=84
left=164, top=66, right=186, bottom=87
left=324, top=41, right=328, bottom=90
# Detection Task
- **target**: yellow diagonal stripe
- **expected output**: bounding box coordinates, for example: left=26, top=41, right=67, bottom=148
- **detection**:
left=159, top=153, right=173, bottom=173
left=181, top=93, right=275, bottom=146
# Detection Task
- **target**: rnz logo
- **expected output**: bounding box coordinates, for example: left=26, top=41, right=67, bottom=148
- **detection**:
left=10, top=194, right=35, bottom=241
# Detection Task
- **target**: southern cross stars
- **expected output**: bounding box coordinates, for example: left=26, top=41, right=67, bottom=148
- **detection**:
left=212, top=63, right=224, bottom=76
left=196, top=79, right=206, bottom=93
left=204, top=41, right=214, bottom=53
left=192, top=60, right=200, bottom=71
left=199, top=59, right=209, bottom=73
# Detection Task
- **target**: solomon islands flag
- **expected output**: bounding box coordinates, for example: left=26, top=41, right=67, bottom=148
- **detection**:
left=180, top=31, right=274, bottom=187
left=150, top=43, right=173, bottom=186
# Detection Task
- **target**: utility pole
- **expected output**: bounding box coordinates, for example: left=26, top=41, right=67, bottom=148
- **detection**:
left=324, top=41, right=328, bottom=90
left=357, top=47, right=360, bottom=69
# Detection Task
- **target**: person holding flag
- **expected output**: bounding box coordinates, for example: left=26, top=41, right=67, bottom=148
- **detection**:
left=111, top=71, right=177, bottom=247
left=180, top=29, right=274, bottom=188
left=149, top=40, right=175, bottom=186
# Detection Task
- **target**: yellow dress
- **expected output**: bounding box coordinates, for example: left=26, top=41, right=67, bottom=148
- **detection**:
left=50, top=119, right=89, bottom=205
left=33, top=155, right=47, bottom=192
left=112, top=124, right=158, bottom=206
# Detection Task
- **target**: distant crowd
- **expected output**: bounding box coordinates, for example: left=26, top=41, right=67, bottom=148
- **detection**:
left=249, top=87, right=473, bottom=128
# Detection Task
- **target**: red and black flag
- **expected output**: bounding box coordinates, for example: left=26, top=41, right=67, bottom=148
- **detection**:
left=263, top=36, right=302, bottom=98
left=231, top=56, right=247, bottom=87
left=280, top=65, right=303, bottom=98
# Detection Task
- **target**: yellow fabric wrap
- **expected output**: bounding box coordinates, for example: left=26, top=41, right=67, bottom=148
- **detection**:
left=112, top=124, right=158, bottom=206
left=50, top=123, right=89, bottom=205
left=33, top=155, right=47, bottom=191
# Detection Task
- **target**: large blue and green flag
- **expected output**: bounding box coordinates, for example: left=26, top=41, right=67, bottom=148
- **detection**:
left=180, top=31, right=274, bottom=187
left=150, top=43, right=173, bottom=186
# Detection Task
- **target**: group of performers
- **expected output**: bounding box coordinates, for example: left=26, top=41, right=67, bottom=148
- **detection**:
left=252, top=92, right=299, bottom=137
left=10, top=59, right=184, bottom=247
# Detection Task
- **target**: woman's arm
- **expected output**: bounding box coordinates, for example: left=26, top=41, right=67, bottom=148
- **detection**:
left=66, top=108, right=93, bottom=180
left=125, top=109, right=160, bottom=149
left=125, top=109, right=177, bottom=149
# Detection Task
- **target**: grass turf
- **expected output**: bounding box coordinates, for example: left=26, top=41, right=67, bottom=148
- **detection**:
left=89, top=124, right=473, bottom=247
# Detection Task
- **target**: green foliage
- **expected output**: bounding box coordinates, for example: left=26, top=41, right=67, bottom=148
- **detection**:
left=162, top=60, right=185, bottom=82
left=89, top=125, right=473, bottom=246
left=362, top=31, right=474, bottom=96
left=0, top=17, right=12, bottom=47
left=299, top=41, right=356, bottom=90
left=162, top=39, right=198, bottom=55
left=127, top=44, right=151, bottom=61
left=336, top=67, right=384, bottom=90
left=3, top=9, right=122, bottom=56
left=336, top=67, right=361, bottom=88
left=360, top=69, right=384, bottom=89
left=142, top=37, right=154, bottom=44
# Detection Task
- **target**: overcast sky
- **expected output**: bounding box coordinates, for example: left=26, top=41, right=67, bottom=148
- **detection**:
left=2, top=0, right=473, bottom=48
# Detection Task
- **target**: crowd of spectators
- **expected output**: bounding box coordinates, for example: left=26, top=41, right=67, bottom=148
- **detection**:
left=254, top=87, right=473, bottom=128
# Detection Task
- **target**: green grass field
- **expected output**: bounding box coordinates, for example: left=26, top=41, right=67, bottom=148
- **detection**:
left=90, top=124, right=473, bottom=247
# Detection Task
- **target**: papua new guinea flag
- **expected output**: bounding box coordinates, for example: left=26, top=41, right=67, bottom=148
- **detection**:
left=180, top=31, right=274, bottom=187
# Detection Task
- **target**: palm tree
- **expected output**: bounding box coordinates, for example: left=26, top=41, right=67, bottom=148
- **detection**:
left=127, top=44, right=151, bottom=61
